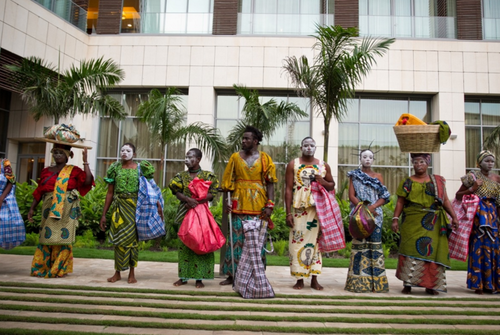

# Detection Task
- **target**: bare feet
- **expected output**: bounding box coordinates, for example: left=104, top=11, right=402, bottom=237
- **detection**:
left=425, top=288, right=439, bottom=295
left=402, top=286, right=411, bottom=294
left=311, top=276, right=323, bottom=291
left=107, top=271, right=121, bottom=283
left=475, top=289, right=483, bottom=295
left=174, top=279, right=188, bottom=286
left=219, top=276, right=233, bottom=285
left=293, top=279, right=304, bottom=290
left=196, top=280, right=204, bottom=289
left=128, top=268, right=137, bottom=284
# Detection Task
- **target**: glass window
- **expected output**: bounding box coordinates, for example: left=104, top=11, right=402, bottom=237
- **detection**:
left=338, top=95, right=431, bottom=195
left=238, top=0, right=332, bottom=35
left=359, top=0, right=457, bottom=39
left=464, top=99, right=500, bottom=172
left=137, top=0, right=213, bottom=34
left=16, top=143, right=46, bottom=184
left=97, top=90, right=188, bottom=187
left=483, top=0, right=500, bottom=40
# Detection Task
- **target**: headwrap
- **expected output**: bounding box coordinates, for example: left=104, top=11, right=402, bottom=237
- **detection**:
left=476, top=150, right=495, bottom=168
left=51, top=143, right=72, bottom=159
left=410, top=153, right=431, bottom=165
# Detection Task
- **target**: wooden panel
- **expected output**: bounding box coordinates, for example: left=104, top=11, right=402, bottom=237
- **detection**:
left=334, top=0, right=359, bottom=29
left=457, top=0, right=482, bottom=40
left=213, top=0, right=238, bottom=35
left=96, top=0, right=122, bottom=35
left=0, top=49, right=23, bottom=94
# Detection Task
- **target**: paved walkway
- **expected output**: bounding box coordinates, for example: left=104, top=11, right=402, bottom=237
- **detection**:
left=0, top=254, right=482, bottom=298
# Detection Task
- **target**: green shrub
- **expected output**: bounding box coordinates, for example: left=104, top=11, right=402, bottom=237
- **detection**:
left=138, top=240, right=154, bottom=251
left=79, top=178, right=108, bottom=237
left=337, top=241, right=352, bottom=258
left=273, top=239, right=288, bottom=257
left=269, top=206, right=288, bottom=241
left=381, top=194, right=400, bottom=253
left=162, top=188, right=180, bottom=245
left=14, top=181, right=42, bottom=234
left=74, top=229, right=97, bottom=248
left=22, top=232, right=39, bottom=246
left=209, top=197, right=223, bottom=226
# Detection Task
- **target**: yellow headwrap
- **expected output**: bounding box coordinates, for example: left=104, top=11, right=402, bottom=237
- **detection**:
left=476, top=150, right=495, bottom=168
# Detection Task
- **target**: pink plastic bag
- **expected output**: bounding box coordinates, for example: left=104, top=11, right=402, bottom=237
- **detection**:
left=177, top=178, right=226, bottom=255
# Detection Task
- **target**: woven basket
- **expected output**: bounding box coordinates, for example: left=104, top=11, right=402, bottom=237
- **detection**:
left=393, top=125, right=441, bottom=153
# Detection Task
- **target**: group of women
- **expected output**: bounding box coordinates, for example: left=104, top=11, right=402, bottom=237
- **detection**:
left=1, top=141, right=499, bottom=295
left=346, top=148, right=499, bottom=295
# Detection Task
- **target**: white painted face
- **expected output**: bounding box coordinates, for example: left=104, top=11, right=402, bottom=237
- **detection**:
left=360, top=150, right=374, bottom=168
left=185, top=151, right=199, bottom=169
left=480, top=155, right=495, bottom=172
left=120, top=145, right=134, bottom=161
left=301, top=139, right=316, bottom=157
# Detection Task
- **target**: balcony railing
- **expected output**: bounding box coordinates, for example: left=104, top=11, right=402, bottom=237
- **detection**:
left=483, top=18, right=500, bottom=40
left=359, top=15, right=456, bottom=39
left=33, top=0, right=87, bottom=32
left=238, top=13, right=334, bottom=35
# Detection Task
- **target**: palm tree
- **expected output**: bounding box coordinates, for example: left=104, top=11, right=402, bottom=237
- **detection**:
left=226, top=84, right=308, bottom=153
left=136, top=88, right=228, bottom=187
left=484, top=127, right=500, bottom=153
left=283, top=25, right=394, bottom=161
left=5, top=56, right=126, bottom=123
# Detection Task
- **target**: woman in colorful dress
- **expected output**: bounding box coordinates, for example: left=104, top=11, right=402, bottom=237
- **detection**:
left=28, top=144, right=93, bottom=277
left=391, top=153, right=458, bottom=295
left=100, top=143, right=161, bottom=284
left=345, top=149, right=390, bottom=293
left=0, top=158, right=25, bottom=249
left=169, top=148, right=219, bottom=289
left=456, top=150, right=500, bottom=294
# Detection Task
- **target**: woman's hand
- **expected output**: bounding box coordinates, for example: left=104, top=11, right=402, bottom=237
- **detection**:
left=451, top=217, right=459, bottom=230
left=28, top=208, right=35, bottom=222
left=286, top=214, right=294, bottom=229
left=261, top=207, right=273, bottom=221
left=368, top=204, right=378, bottom=217
left=471, top=179, right=483, bottom=192
left=157, top=201, right=164, bottom=221
left=391, top=219, right=399, bottom=233
left=99, top=216, right=107, bottom=231
left=184, top=197, right=199, bottom=209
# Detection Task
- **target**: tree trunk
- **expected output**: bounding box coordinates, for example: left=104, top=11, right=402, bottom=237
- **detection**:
left=323, top=117, right=330, bottom=163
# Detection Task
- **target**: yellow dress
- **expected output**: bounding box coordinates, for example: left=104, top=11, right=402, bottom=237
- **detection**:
left=222, top=152, right=277, bottom=215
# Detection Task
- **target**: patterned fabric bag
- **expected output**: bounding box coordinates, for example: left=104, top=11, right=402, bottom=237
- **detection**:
left=233, top=219, right=275, bottom=299
left=310, top=182, right=345, bottom=252
left=448, top=194, right=480, bottom=261
left=348, top=202, right=376, bottom=240
left=136, top=164, right=165, bottom=241
left=44, top=124, right=81, bottom=143
left=39, top=190, right=80, bottom=245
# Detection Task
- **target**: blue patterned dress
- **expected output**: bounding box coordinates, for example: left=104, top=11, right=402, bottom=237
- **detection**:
left=0, top=159, right=25, bottom=249
left=345, top=169, right=390, bottom=293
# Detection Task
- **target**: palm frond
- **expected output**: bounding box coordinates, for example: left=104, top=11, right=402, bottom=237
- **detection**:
left=484, top=126, right=500, bottom=150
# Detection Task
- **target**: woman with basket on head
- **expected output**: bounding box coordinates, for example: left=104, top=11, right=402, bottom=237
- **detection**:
left=28, top=143, right=94, bottom=278
left=391, top=153, right=458, bottom=295
left=345, top=148, right=391, bottom=293
left=455, top=150, right=500, bottom=294
left=100, top=143, right=164, bottom=284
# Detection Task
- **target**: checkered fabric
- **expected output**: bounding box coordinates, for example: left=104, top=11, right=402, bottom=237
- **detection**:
left=0, top=160, right=25, bottom=250
left=234, top=218, right=275, bottom=299
left=311, top=182, right=346, bottom=252
left=448, top=195, right=480, bottom=262
left=136, top=165, right=165, bottom=241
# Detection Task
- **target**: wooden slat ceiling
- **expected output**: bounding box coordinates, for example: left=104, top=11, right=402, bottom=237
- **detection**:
left=0, top=49, right=23, bottom=94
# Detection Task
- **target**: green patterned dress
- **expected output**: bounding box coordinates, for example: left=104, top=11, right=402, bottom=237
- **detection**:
left=169, top=170, right=219, bottom=280
left=104, top=161, right=155, bottom=271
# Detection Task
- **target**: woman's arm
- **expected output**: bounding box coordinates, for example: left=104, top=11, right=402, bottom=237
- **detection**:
left=442, top=192, right=459, bottom=229
left=0, top=182, right=13, bottom=210
left=99, top=184, right=115, bottom=231
left=391, top=196, right=405, bottom=233
left=27, top=196, right=42, bottom=223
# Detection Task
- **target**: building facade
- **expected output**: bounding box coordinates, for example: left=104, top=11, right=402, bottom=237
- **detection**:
left=1, top=0, right=500, bottom=197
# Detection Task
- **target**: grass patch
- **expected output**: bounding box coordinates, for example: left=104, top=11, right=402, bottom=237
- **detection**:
left=0, top=314, right=498, bottom=335
left=0, top=247, right=468, bottom=270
